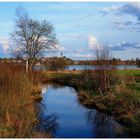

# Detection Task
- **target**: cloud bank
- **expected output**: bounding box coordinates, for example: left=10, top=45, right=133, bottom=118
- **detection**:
left=101, top=2, right=140, bottom=21
left=110, top=41, right=140, bottom=51
left=88, top=35, right=101, bottom=50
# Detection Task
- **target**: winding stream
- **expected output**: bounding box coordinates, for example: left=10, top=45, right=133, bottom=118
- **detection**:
left=36, top=84, right=127, bottom=138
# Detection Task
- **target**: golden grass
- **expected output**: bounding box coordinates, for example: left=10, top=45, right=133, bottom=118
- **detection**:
left=46, top=70, right=82, bottom=74
left=0, top=63, right=43, bottom=137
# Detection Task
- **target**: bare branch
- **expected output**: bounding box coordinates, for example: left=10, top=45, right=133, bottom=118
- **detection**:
left=10, top=7, right=57, bottom=69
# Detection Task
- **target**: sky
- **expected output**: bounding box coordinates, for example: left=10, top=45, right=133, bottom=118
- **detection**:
left=0, top=2, right=140, bottom=60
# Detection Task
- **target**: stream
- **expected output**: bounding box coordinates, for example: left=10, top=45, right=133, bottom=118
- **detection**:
left=36, top=84, right=127, bottom=138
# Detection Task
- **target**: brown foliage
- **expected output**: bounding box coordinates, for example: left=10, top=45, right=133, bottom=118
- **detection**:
left=0, top=63, right=38, bottom=137
left=94, top=46, right=118, bottom=94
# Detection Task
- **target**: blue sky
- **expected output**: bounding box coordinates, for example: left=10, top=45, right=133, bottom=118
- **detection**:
left=0, top=2, right=140, bottom=60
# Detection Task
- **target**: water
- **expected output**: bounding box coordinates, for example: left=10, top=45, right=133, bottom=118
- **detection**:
left=36, top=84, right=126, bottom=138
left=65, top=65, right=95, bottom=70
left=33, top=65, right=139, bottom=71
left=65, top=65, right=139, bottom=70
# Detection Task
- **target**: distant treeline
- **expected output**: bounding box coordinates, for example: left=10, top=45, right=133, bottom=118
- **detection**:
left=0, top=57, right=140, bottom=66
left=74, top=58, right=140, bottom=66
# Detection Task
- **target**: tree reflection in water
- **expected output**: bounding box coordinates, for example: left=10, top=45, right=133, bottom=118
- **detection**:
left=36, top=102, right=59, bottom=137
left=86, top=109, right=126, bottom=138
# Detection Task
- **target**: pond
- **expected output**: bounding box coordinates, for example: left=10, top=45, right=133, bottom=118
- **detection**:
left=33, top=64, right=139, bottom=71
left=36, top=84, right=127, bottom=138
left=65, top=65, right=139, bottom=70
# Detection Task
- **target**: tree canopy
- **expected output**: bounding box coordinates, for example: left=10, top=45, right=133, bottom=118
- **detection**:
left=11, top=7, right=57, bottom=66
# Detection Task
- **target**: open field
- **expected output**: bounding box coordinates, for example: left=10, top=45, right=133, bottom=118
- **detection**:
left=43, top=69, right=140, bottom=77
left=117, top=69, right=140, bottom=76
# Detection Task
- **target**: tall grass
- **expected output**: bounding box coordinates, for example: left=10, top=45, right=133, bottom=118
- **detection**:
left=0, top=62, right=41, bottom=137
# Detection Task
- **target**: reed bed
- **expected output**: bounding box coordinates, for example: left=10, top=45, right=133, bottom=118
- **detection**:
left=0, top=62, right=43, bottom=137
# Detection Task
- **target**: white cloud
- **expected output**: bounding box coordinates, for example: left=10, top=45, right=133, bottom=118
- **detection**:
left=101, top=6, right=120, bottom=16
left=71, top=53, right=94, bottom=59
left=88, top=35, right=101, bottom=50
left=76, top=54, right=94, bottom=59
left=101, top=2, right=140, bottom=20
left=48, top=44, right=66, bottom=52
left=0, top=38, right=10, bottom=54
left=101, top=3, right=140, bottom=32
left=55, top=44, right=66, bottom=51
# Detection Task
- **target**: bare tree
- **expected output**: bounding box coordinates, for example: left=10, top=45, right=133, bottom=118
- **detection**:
left=95, top=45, right=116, bottom=95
left=11, top=7, right=57, bottom=72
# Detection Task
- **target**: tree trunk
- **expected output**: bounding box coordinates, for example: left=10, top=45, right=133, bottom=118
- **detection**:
left=26, top=58, right=28, bottom=73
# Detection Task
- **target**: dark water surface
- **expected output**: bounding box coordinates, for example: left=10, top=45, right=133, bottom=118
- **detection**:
left=36, top=84, right=126, bottom=138
left=65, top=65, right=139, bottom=70
left=34, top=64, right=139, bottom=71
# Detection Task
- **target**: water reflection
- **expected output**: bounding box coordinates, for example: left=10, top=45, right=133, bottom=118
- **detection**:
left=86, top=109, right=126, bottom=138
left=36, top=102, right=59, bottom=137
left=37, top=84, right=126, bottom=138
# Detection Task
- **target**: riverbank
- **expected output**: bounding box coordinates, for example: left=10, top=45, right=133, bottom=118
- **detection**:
left=0, top=63, right=45, bottom=138
left=41, top=69, right=140, bottom=137
left=1, top=65, right=139, bottom=137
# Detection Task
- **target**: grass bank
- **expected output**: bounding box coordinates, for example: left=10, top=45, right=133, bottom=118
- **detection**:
left=42, top=69, right=140, bottom=137
left=117, top=69, right=140, bottom=76
left=0, top=63, right=47, bottom=138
